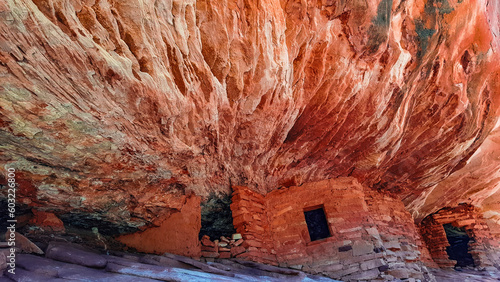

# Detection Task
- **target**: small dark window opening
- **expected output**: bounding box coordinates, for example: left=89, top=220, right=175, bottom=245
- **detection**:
left=304, top=206, right=331, bottom=241
left=443, top=223, right=475, bottom=268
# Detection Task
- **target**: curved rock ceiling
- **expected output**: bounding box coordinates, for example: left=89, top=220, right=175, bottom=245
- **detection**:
left=0, top=0, right=499, bottom=228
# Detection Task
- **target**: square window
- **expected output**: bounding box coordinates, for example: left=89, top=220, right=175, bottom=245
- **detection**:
left=304, top=206, right=331, bottom=241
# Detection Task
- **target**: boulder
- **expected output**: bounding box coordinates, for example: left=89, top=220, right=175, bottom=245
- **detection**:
left=45, top=242, right=107, bottom=268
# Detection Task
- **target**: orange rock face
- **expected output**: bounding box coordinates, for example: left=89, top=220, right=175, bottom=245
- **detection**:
left=29, top=209, right=65, bottom=232
left=0, top=0, right=499, bottom=230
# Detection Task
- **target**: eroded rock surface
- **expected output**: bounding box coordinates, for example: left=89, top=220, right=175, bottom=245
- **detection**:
left=0, top=0, right=499, bottom=230
left=2, top=248, right=338, bottom=281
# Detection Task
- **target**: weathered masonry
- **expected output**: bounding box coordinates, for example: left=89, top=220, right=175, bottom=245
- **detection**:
left=116, top=177, right=500, bottom=281
left=420, top=204, right=500, bottom=270
left=230, top=178, right=435, bottom=281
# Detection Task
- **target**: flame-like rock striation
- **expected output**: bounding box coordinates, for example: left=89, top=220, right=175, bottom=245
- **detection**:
left=0, top=0, right=499, bottom=230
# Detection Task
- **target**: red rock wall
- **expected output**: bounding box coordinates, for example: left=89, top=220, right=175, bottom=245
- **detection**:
left=116, top=195, right=201, bottom=258
left=232, top=178, right=435, bottom=281
left=29, top=209, right=65, bottom=232
left=420, top=204, right=500, bottom=270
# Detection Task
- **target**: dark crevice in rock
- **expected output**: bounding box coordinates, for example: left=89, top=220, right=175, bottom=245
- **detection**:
left=199, top=193, right=235, bottom=240
left=58, top=212, right=138, bottom=236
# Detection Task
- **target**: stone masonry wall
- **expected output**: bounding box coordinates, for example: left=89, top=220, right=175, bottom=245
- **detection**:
left=229, top=185, right=277, bottom=265
left=231, top=178, right=435, bottom=281
left=420, top=204, right=500, bottom=270
left=364, top=190, right=438, bottom=276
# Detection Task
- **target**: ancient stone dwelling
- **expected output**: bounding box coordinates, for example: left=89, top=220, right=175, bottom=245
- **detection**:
left=114, top=178, right=500, bottom=280
left=1, top=0, right=500, bottom=281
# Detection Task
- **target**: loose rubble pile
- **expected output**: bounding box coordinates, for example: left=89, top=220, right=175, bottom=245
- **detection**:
left=200, top=233, right=246, bottom=260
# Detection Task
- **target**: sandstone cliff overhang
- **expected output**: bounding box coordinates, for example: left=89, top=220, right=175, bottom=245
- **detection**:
left=0, top=0, right=499, bottom=229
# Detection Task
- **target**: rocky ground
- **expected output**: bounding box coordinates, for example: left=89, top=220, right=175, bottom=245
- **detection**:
left=2, top=236, right=500, bottom=281
left=0, top=240, right=338, bottom=282
left=431, top=267, right=500, bottom=282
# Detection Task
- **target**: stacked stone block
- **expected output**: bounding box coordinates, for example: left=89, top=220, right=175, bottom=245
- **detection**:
left=229, top=185, right=277, bottom=265
left=199, top=234, right=246, bottom=259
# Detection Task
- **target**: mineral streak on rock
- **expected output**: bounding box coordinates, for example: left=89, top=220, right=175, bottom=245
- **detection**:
left=0, top=0, right=499, bottom=228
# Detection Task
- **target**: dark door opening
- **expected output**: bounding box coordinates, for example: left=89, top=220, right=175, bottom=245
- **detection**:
left=199, top=193, right=236, bottom=240
left=443, top=223, right=475, bottom=268
left=304, top=206, right=331, bottom=241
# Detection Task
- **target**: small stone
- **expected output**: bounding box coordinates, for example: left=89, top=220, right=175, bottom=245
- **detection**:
left=319, top=263, right=343, bottom=272
left=352, top=241, right=374, bottom=256
left=233, top=239, right=244, bottom=246
left=232, top=233, right=242, bottom=240
left=378, top=265, right=390, bottom=272
left=218, top=242, right=228, bottom=247
left=339, top=226, right=362, bottom=233
left=360, top=258, right=386, bottom=271
left=201, top=251, right=220, bottom=258
left=384, top=240, right=401, bottom=250
left=339, top=245, right=352, bottom=252
left=405, top=254, right=418, bottom=261
left=213, top=240, right=219, bottom=252
left=388, top=268, right=409, bottom=279
left=365, top=227, right=380, bottom=237
left=336, top=264, right=360, bottom=276
left=344, top=268, right=380, bottom=280
left=201, top=237, right=215, bottom=247
left=201, top=245, right=216, bottom=252
left=231, top=246, right=246, bottom=256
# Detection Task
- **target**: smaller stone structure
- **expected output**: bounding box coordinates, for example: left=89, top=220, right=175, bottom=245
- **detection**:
left=420, top=204, right=500, bottom=270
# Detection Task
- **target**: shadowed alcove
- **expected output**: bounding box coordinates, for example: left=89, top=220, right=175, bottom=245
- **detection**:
left=443, top=223, right=475, bottom=268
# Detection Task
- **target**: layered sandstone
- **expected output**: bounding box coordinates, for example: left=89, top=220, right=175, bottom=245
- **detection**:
left=0, top=0, right=499, bottom=232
